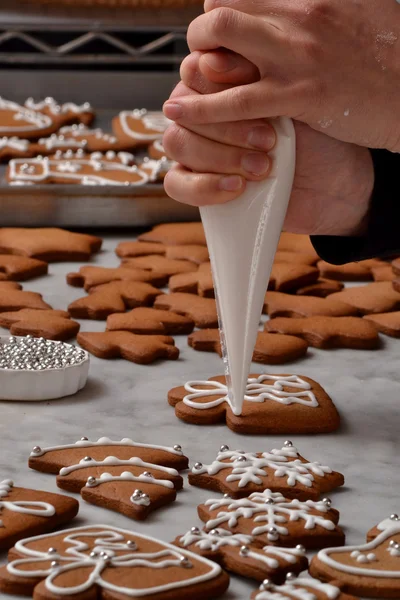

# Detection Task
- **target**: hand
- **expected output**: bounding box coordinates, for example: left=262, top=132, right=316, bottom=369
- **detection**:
left=164, top=51, right=374, bottom=235
left=164, top=0, right=400, bottom=152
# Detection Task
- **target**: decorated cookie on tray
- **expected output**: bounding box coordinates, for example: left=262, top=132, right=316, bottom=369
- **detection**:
left=168, top=374, right=340, bottom=433
left=188, top=441, right=344, bottom=500
left=310, top=513, right=400, bottom=598
left=0, top=479, right=79, bottom=550
left=198, top=489, right=344, bottom=550
left=0, top=98, right=59, bottom=139
left=0, top=524, right=229, bottom=600
left=112, top=109, right=171, bottom=147
left=174, top=527, right=308, bottom=582
left=148, top=138, right=168, bottom=159
left=24, top=97, right=94, bottom=126
left=250, top=574, right=357, bottom=600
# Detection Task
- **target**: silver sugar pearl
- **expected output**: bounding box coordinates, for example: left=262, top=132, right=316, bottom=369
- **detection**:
left=126, top=540, right=136, bottom=548
left=261, top=579, right=273, bottom=591
left=223, top=493, right=231, bottom=499
left=391, top=514, right=399, bottom=521
left=179, top=556, right=192, bottom=568
left=389, top=540, right=398, bottom=548
left=142, top=471, right=153, bottom=478
left=47, top=547, right=57, bottom=555
left=86, top=476, right=96, bottom=486
left=193, top=462, right=203, bottom=470
left=83, top=456, right=92, bottom=462
left=283, top=440, right=293, bottom=447
left=190, top=527, right=200, bottom=535
left=50, top=560, right=59, bottom=568
left=236, top=456, right=247, bottom=463
left=132, top=489, right=143, bottom=498
left=209, top=529, right=219, bottom=536
left=141, top=493, right=149, bottom=501
left=32, top=446, right=42, bottom=454
left=220, top=445, right=229, bottom=452
left=286, top=572, right=297, bottom=582
left=322, top=497, right=332, bottom=508
left=268, top=527, right=278, bottom=535
left=295, top=544, right=306, bottom=553
left=173, top=444, right=182, bottom=452
left=265, top=497, right=275, bottom=505
left=90, top=551, right=98, bottom=558
left=240, top=545, right=250, bottom=557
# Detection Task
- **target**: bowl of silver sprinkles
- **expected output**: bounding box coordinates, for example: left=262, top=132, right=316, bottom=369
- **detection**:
left=0, top=335, right=89, bottom=401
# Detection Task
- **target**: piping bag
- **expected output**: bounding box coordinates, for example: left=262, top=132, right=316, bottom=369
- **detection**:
left=200, top=117, right=296, bottom=416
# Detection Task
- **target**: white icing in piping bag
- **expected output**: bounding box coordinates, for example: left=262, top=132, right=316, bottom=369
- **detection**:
left=200, top=117, right=296, bottom=416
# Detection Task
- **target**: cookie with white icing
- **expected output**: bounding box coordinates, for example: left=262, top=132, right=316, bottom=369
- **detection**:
left=112, top=109, right=171, bottom=148
left=0, top=137, right=35, bottom=162
left=7, top=155, right=149, bottom=186
left=56, top=124, right=136, bottom=152
left=0, top=479, right=79, bottom=550
left=309, top=514, right=400, bottom=597
left=0, top=98, right=58, bottom=140
left=148, top=138, right=168, bottom=159
left=174, top=527, right=308, bottom=582
left=138, top=156, right=174, bottom=182
left=168, top=374, right=341, bottom=434
left=28, top=436, right=189, bottom=474
left=188, top=442, right=344, bottom=501
left=24, top=97, right=94, bottom=127
left=250, top=574, right=356, bottom=600
left=198, top=489, right=345, bottom=550
left=81, top=469, right=180, bottom=520
left=0, top=524, right=229, bottom=599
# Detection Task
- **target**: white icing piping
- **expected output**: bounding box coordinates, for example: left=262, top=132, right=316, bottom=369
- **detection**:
left=30, top=437, right=184, bottom=458
left=59, top=456, right=179, bottom=477
left=0, top=137, right=30, bottom=151
left=8, top=525, right=221, bottom=596
left=25, top=97, right=91, bottom=115
left=0, top=97, right=53, bottom=132
left=0, top=479, right=55, bottom=526
left=119, top=109, right=171, bottom=141
left=85, top=471, right=174, bottom=490
left=183, top=375, right=319, bottom=411
left=255, top=577, right=340, bottom=600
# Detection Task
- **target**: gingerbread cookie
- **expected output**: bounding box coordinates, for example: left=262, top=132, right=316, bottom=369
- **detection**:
left=188, top=442, right=344, bottom=500
left=0, top=284, right=51, bottom=313
left=7, top=155, right=149, bottom=186
left=107, top=307, right=194, bottom=335
left=67, top=265, right=167, bottom=291
left=265, top=316, right=380, bottom=349
left=0, top=255, right=47, bottom=281
left=25, top=97, right=94, bottom=126
left=116, top=240, right=210, bottom=264
left=31, top=136, right=88, bottom=156
left=0, top=309, right=80, bottom=341
left=317, top=259, right=383, bottom=281
left=139, top=156, right=173, bottom=182
left=138, top=222, right=207, bottom=246
left=0, top=228, right=101, bottom=262
left=269, top=264, right=319, bottom=293
left=277, top=233, right=320, bottom=261
left=77, top=331, right=179, bottom=364
left=329, top=282, right=400, bottom=314
left=121, top=255, right=198, bottom=278
left=155, top=293, right=218, bottom=328
left=169, top=264, right=214, bottom=297
left=188, top=330, right=308, bottom=364
left=174, top=528, right=308, bottom=583
left=57, top=124, right=133, bottom=152
left=0, top=137, right=34, bottom=162
left=81, top=469, right=180, bottom=520
left=364, top=312, right=400, bottom=337
left=274, top=250, right=318, bottom=265
left=112, top=109, right=171, bottom=147
left=310, top=515, right=400, bottom=598
left=29, top=436, right=188, bottom=474
left=296, top=278, right=345, bottom=298
left=0, top=479, right=79, bottom=550
left=250, top=575, right=356, bottom=600
left=0, top=524, right=229, bottom=600
left=263, top=292, right=358, bottom=318
left=168, top=374, right=340, bottom=434
left=68, top=281, right=162, bottom=319
left=0, top=98, right=57, bottom=139
left=198, top=489, right=344, bottom=550
left=148, top=139, right=168, bottom=159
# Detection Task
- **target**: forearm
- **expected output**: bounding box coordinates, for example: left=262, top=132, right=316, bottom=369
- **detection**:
left=311, top=150, right=400, bottom=264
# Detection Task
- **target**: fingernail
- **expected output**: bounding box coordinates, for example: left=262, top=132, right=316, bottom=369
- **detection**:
left=203, top=52, right=238, bottom=73
left=163, top=102, right=183, bottom=120
left=242, top=153, right=270, bottom=176
left=247, top=126, right=275, bottom=151
left=219, top=175, right=244, bottom=192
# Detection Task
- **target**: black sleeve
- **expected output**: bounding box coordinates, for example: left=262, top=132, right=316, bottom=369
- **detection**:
left=311, top=149, right=400, bottom=265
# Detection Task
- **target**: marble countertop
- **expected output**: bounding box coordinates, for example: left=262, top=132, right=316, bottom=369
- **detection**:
left=0, top=232, right=399, bottom=600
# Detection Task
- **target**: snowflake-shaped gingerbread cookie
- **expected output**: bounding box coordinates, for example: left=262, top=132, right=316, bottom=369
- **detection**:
left=189, top=441, right=344, bottom=500
left=0, top=525, right=229, bottom=600
left=198, top=489, right=345, bottom=550
left=168, top=374, right=340, bottom=434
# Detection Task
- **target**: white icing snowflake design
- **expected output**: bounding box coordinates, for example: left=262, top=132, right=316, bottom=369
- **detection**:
left=255, top=577, right=340, bottom=600
left=6, top=525, right=221, bottom=596
left=192, top=444, right=332, bottom=489
left=183, top=375, right=318, bottom=411
left=204, top=490, right=335, bottom=541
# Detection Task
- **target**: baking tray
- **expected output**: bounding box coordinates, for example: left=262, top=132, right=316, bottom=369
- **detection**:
left=0, top=107, right=200, bottom=227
